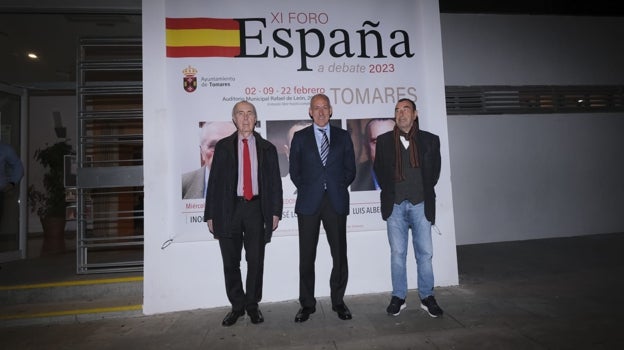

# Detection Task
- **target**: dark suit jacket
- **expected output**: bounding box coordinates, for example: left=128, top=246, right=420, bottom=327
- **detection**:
left=204, top=131, right=283, bottom=242
left=373, top=129, right=441, bottom=224
left=289, top=124, right=356, bottom=216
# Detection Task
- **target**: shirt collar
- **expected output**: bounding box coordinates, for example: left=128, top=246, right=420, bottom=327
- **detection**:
left=315, top=124, right=329, bottom=133
left=238, top=133, right=255, bottom=143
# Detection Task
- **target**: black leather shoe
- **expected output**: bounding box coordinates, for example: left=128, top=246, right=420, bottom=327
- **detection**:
left=294, top=306, right=316, bottom=323
left=332, top=304, right=353, bottom=320
left=222, top=310, right=245, bottom=326
left=247, top=309, right=264, bottom=324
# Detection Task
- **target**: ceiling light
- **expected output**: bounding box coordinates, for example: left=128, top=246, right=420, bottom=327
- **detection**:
left=27, top=52, right=39, bottom=59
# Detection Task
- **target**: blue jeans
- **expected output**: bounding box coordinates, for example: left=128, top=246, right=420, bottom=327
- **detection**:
left=387, top=200, right=434, bottom=300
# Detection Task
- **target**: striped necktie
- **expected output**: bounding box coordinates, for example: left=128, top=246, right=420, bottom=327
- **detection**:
left=319, top=128, right=329, bottom=166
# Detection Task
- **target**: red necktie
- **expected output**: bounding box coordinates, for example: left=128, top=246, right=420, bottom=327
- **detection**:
left=242, top=138, right=253, bottom=200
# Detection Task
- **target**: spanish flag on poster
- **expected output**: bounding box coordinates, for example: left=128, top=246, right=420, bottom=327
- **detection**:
left=165, top=17, right=241, bottom=57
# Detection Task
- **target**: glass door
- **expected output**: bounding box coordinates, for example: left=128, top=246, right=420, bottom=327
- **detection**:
left=0, top=83, right=27, bottom=262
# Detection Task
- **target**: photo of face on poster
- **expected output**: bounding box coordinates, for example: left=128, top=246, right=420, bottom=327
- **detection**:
left=347, top=118, right=395, bottom=191
left=181, top=121, right=236, bottom=199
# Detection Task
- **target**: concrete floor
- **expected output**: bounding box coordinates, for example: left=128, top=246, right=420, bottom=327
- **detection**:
left=1, top=232, right=623, bottom=349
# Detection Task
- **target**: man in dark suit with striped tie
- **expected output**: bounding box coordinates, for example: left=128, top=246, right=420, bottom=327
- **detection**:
left=289, top=93, right=356, bottom=322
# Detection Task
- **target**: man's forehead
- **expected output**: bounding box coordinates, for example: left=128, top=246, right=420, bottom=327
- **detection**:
left=311, top=96, right=330, bottom=107
left=395, top=101, right=413, bottom=109
left=235, top=102, right=254, bottom=112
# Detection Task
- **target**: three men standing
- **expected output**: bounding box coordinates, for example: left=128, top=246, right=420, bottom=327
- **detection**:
left=206, top=96, right=442, bottom=326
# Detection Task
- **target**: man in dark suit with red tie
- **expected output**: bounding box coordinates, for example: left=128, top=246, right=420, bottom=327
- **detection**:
left=289, top=93, right=356, bottom=322
left=204, top=101, right=283, bottom=327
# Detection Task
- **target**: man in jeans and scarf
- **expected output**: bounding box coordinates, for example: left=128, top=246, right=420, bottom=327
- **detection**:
left=373, top=98, right=443, bottom=318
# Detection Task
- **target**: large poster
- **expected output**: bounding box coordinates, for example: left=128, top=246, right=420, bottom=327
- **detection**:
left=167, top=0, right=425, bottom=242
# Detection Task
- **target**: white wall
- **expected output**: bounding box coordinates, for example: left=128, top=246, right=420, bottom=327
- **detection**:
left=441, top=14, right=624, bottom=86
left=441, top=14, right=624, bottom=245
left=448, top=113, right=624, bottom=245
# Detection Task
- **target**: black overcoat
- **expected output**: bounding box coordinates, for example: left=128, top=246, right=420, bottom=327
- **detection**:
left=204, top=131, right=283, bottom=242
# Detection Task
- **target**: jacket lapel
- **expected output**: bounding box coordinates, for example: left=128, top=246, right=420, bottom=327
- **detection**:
left=253, top=131, right=264, bottom=167
left=305, top=126, right=323, bottom=165
left=325, top=125, right=336, bottom=166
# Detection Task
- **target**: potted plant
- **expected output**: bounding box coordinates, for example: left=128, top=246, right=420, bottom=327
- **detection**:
left=27, top=140, right=74, bottom=254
